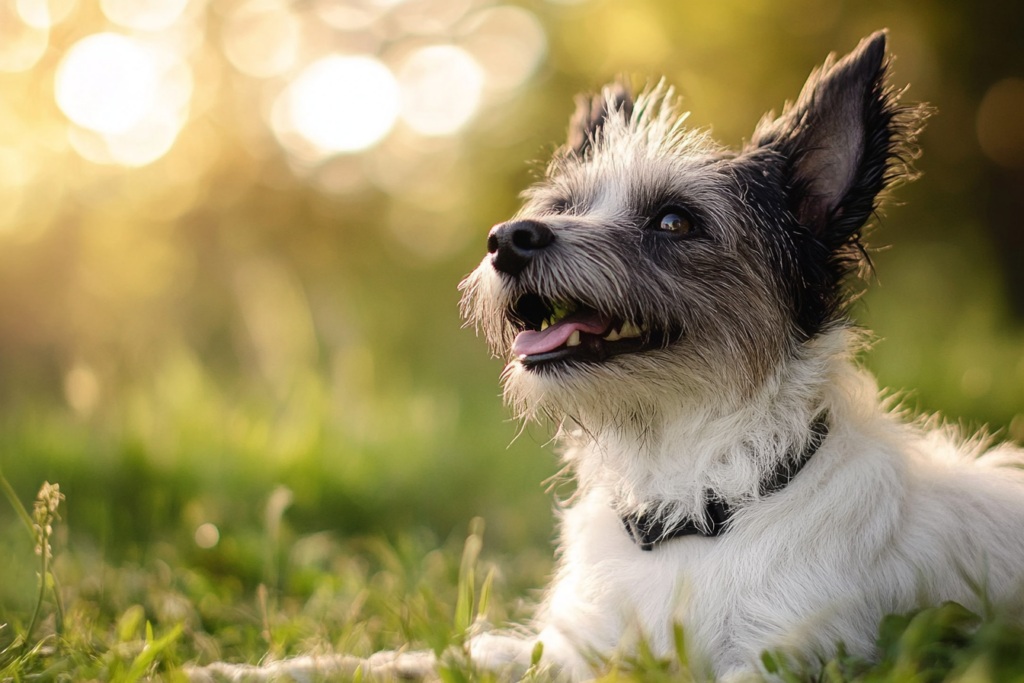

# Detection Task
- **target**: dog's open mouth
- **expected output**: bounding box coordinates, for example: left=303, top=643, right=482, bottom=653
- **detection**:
left=508, top=294, right=673, bottom=368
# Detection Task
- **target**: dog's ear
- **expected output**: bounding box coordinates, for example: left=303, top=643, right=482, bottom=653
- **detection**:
left=751, top=30, right=923, bottom=252
left=568, top=77, right=633, bottom=158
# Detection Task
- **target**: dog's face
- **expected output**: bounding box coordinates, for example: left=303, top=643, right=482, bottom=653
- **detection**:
left=460, top=32, right=924, bottom=424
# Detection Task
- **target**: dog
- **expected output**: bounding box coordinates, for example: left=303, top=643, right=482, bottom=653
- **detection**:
left=458, top=30, right=1024, bottom=681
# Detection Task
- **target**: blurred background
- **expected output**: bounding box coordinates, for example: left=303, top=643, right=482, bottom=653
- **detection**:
left=0, top=0, right=1022, bottom=587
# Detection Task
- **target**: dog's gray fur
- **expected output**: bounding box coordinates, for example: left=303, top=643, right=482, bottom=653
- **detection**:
left=460, top=32, right=923, bottom=430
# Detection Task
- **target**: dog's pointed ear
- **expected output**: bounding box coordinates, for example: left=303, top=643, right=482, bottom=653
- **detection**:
left=568, top=77, right=634, bottom=157
left=751, top=30, right=923, bottom=249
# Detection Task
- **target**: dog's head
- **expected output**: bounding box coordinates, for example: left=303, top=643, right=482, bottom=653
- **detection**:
left=460, top=31, right=926, bottom=424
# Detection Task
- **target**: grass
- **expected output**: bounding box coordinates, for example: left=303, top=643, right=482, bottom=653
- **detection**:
left=0, top=479, right=536, bottom=682
left=5, top=468, right=1024, bottom=683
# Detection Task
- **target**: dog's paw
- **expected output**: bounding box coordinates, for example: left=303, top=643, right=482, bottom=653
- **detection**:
left=468, top=632, right=533, bottom=671
left=184, top=650, right=438, bottom=682
left=469, top=629, right=596, bottom=681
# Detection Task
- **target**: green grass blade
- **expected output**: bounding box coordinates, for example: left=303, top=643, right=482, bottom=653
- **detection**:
left=476, top=567, right=495, bottom=623
left=530, top=640, right=544, bottom=668
left=121, top=623, right=182, bottom=683
left=0, top=468, right=35, bottom=541
left=455, top=526, right=483, bottom=636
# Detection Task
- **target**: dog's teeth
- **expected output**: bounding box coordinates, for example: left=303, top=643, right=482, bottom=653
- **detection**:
left=619, top=321, right=641, bottom=339
left=541, top=320, right=549, bottom=331
left=603, top=329, right=621, bottom=342
left=566, top=330, right=581, bottom=347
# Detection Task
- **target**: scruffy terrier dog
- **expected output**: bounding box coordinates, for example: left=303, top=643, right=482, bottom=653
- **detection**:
left=459, top=30, right=1024, bottom=680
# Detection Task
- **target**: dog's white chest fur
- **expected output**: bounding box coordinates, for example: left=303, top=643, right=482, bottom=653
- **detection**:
left=474, top=347, right=1024, bottom=679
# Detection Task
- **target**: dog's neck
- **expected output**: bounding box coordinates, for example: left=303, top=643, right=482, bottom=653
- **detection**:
left=562, top=328, right=853, bottom=521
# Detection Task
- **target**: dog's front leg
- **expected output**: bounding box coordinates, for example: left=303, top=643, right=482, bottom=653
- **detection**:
left=469, top=627, right=592, bottom=680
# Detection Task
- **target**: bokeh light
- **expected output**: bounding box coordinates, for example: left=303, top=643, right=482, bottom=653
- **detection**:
left=56, top=34, right=159, bottom=134
left=101, top=0, right=189, bottom=31
left=273, top=55, right=399, bottom=157
left=222, top=0, right=299, bottom=78
left=391, top=0, right=471, bottom=36
left=194, top=522, right=219, bottom=548
left=64, top=363, right=101, bottom=416
left=399, top=45, right=483, bottom=136
left=57, top=33, right=193, bottom=166
left=313, top=0, right=382, bottom=31
left=16, top=0, right=77, bottom=29
left=460, top=6, right=546, bottom=95
left=977, top=78, right=1024, bottom=169
left=0, top=0, right=49, bottom=72
left=107, top=112, right=186, bottom=166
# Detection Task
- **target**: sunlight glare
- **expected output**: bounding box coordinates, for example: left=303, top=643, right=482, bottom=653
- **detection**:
left=399, top=45, right=482, bottom=136
left=56, top=34, right=158, bottom=134
left=276, top=55, right=399, bottom=155
left=69, top=109, right=187, bottom=167
left=60, top=35, right=193, bottom=166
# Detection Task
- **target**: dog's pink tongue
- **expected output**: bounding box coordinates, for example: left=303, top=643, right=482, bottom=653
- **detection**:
left=513, top=311, right=611, bottom=357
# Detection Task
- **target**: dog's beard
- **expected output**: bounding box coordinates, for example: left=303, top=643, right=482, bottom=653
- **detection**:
left=461, top=264, right=791, bottom=433
left=500, top=348, right=705, bottom=432
left=458, top=260, right=520, bottom=355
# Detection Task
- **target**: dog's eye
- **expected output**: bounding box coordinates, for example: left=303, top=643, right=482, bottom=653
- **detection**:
left=656, top=208, right=694, bottom=235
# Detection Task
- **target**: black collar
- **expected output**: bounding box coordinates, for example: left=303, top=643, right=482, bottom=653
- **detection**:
left=621, top=413, right=829, bottom=551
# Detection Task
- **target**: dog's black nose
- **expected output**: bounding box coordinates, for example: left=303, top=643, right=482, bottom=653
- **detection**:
left=487, top=220, right=554, bottom=276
